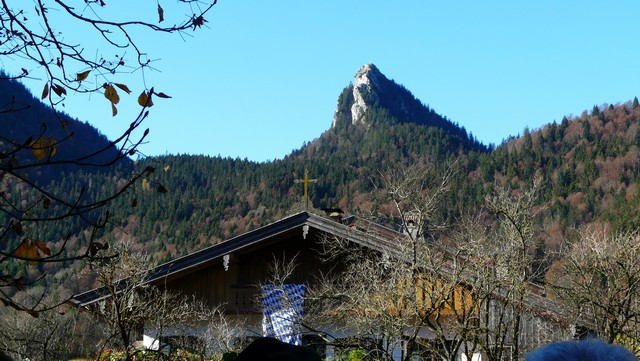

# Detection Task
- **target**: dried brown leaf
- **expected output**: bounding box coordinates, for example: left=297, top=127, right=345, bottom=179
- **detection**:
left=114, top=83, right=131, bottom=94
left=41, top=83, right=49, bottom=99
left=76, top=70, right=90, bottom=81
left=35, top=241, right=51, bottom=256
left=158, top=3, right=164, bottom=22
left=192, top=15, right=206, bottom=30
left=138, top=90, right=154, bottom=108
left=52, top=84, right=66, bottom=96
left=104, top=84, right=120, bottom=104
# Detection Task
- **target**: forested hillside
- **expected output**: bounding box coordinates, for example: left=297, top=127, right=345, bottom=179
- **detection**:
left=105, top=65, right=488, bottom=262
left=3, top=66, right=640, bottom=294
left=472, top=101, right=640, bottom=248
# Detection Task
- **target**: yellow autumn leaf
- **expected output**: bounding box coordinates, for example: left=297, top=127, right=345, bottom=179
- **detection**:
left=31, top=137, right=57, bottom=160
left=48, top=137, right=57, bottom=158
left=114, top=83, right=131, bottom=94
left=15, top=239, right=42, bottom=264
left=163, top=164, right=170, bottom=172
left=104, top=84, right=120, bottom=104
left=41, top=83, right=49, bottom=99
left=76, top=70, right=90, bottom=81
left=31, top=137, right=47, bottom=160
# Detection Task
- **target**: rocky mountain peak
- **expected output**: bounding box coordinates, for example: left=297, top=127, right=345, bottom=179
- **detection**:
left=332, top=64, right=389, bottom=128
left=351, top=64, right=384, bottom=124
left=329, top=64, right=483, bottom=154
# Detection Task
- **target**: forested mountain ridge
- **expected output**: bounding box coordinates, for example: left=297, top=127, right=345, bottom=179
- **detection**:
left=3, top=66, right=640, bottom=294
left=477, top=101, right=640, bottom=250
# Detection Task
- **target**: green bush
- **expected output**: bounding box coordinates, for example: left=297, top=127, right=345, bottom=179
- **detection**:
left=349, top=349, right=367, bottom=361
left=336, top=349, right=367, bottom=361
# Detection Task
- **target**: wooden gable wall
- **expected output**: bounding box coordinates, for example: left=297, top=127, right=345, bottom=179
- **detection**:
left=156, top=228, right=335, bottom=313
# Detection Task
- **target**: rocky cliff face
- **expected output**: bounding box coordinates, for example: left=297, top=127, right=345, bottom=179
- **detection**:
left=350, top=64, right=384, bottom=125
left=332, top=64, right=388, bottom=128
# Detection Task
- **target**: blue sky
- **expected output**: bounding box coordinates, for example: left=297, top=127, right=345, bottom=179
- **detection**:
left=11, top=1, right=640, bottom=162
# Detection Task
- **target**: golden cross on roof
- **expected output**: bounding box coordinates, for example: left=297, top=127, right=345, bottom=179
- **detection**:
left=294, top=169, right=318, bottom=210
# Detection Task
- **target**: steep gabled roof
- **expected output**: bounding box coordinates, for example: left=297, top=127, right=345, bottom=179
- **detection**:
left=69, top=211, right=404, bottom=308
left=69, top=211, right=580, bottom=331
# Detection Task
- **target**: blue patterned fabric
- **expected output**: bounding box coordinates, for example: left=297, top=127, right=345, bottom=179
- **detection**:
left=261, top=284, right=305, bottom=345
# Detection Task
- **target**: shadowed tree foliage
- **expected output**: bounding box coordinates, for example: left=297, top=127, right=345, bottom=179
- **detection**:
left=0, top=0, right=218, bottom=315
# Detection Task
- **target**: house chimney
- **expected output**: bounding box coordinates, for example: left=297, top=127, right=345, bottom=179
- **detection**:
left=403, top=213, right=423, bottom=240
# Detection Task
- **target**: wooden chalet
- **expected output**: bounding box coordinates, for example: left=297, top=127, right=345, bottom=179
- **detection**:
left=70, top=211, right=580, bottom=360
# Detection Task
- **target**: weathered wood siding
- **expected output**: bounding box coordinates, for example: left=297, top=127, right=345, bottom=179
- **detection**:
left=160, top=229, right=333, bottom=312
